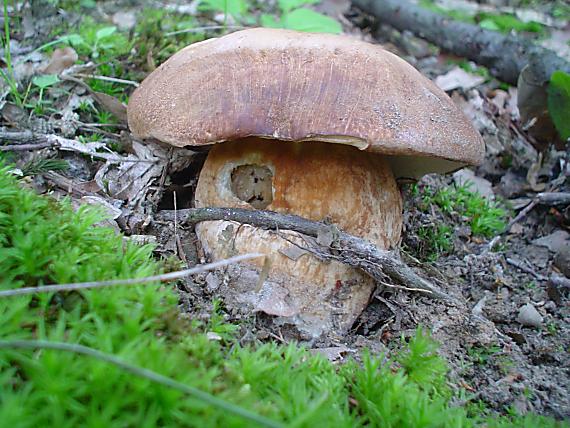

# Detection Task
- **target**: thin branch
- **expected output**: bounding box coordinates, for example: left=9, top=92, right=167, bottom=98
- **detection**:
left=71, top=73, right=140, bottom=87
left=0, top=340, right=282, bottom=428
left=483, top=190, right=568, bottom=253
left=506, top=257, right=546, bottom=281
left=0, top=142, right=55, bottom=151
left=156, top=207, right=458, bottom=302
left=0, top=254, right=263, bottom=298
left=0, top=131, right=149, bottom=163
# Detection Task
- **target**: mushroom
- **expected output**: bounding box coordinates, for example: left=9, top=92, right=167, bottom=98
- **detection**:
left=128, top=28, right=484, bottom=337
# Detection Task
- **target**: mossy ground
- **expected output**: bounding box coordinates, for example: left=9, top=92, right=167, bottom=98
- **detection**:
left=0, top=165, right=565, bottom=426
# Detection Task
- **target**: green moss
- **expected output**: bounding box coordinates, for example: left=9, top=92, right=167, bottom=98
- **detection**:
left=132, top=9, right=207, bottom=67
left=422, top=183, right=509, bottom=238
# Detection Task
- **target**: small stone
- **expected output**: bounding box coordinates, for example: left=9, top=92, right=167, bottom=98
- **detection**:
left=532, top=230, right=569, bottom=253
left=553, top=243, right=570, bottom=278
left=516, top=304, right=543, bottom=328
left=544, top=301, right=557, bottom=312
left=205, top=272, right=220, bottom=292
left=453, top=168, right=494, bottom=199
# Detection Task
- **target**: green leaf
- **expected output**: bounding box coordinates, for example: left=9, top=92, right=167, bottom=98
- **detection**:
left=260, top=14, right=282, bottom=29
left=478, top=19, right=500, bottom=31
left=198, top=0, right=248, bottom=18
left=278, top=0, right=319, bottom=13
left=32, top=74, right=60, bottom=89
left=547, top=70, right=570, bottom=141
left=95, top=26, right=117, bottom=41
left=282, top=8, right=342, bottom=33
left=64, top=34, right=85, bottom=46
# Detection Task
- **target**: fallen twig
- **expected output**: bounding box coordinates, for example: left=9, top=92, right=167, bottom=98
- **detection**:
left=166, top=25, right=247, bottom=36
left=0, top=142, right=55, bottom=151
left=549, top=275, right=570, bottom=289
left=506, top=257, right=546, bottom=281
left=71, top=73, right=139, bottom=87
left=156, top=207, right=458, bottom=302
left=0, top=340, right=282, bottom=428
left=0, top=254, right=263, bottom=298
left=483, top=190, right=568, bottom=253
left=0, top=130, right=149, bottom=163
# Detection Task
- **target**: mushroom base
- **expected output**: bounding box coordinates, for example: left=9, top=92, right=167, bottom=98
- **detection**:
left=194, top=138, right=403, bottom=337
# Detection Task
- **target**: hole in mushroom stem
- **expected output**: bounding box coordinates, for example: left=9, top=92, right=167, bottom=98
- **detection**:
left=230, top=164, right=273, bottom=209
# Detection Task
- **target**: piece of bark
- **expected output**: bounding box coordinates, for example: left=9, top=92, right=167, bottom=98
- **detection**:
left=537, top=192, right=570, bottom=206
left=156, top=207, right=458, bottom=302
left=352, top=0, right=570, bottom=85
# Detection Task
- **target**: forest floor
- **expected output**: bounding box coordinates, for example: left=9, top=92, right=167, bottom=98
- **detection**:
left=1, top=0, right=569, bottom=421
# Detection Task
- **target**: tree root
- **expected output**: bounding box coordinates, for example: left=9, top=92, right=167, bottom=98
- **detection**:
left=156, top=207, right=460, bottom=303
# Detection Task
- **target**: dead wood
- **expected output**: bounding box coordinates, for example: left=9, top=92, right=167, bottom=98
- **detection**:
left=156, top=207, right=459, bottom=302
left=352, top=0, right=570, bottom=85
left=537, top=192, right=570, bottom=206
left=0, top=130, right=148, bottom=163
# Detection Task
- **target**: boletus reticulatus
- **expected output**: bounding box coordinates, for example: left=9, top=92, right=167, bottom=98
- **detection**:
left=127, top=28, right=484, bottom=338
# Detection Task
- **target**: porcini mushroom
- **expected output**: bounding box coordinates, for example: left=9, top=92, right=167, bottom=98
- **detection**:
left=128, top=28, right=484, bottom=337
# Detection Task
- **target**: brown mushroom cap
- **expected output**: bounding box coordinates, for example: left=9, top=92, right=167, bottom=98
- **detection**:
left=127, top=28, right=484, bottom=178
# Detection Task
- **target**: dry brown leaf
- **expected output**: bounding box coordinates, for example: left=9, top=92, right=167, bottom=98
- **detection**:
left=435, top=67, right=485, bottom=92
left=43, top=47, right=78, bottom=74
left=91, top=91, right=128, bottom=124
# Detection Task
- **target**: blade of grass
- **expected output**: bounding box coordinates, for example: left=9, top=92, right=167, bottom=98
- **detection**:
left=1, top=0, right=22, bottom=106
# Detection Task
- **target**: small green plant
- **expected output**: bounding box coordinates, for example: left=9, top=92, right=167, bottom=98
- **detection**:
left=0, top=0, right=24, bottom=107
left=418, top=0, right=474, bottom=23
left=133, top=9, right=206, bottom=66
left=418, top=224, right=453, bottom=261
left=29, top=74, right=59, bottom=114
left=547, top=70, right=570, bottom=141
left=525, top=281, right=537, bottom=290
left=199, top=0, right=249, bottom=22
left=546, top=323, right=558, bottom=336
left=260, top=0, right=342, bottom=33
left=419, top=0, right=544, bottom=34
left=398, top=328, right=448, bottom=390
left=64, top=19, right=130, bottom=61
left=453, top=59, right=492, bottom=81
left=467, top=344, right=502, bottom=365
left=20, top=158, right=69, bottom=176
left=199, top=0, right=342, bottom=33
